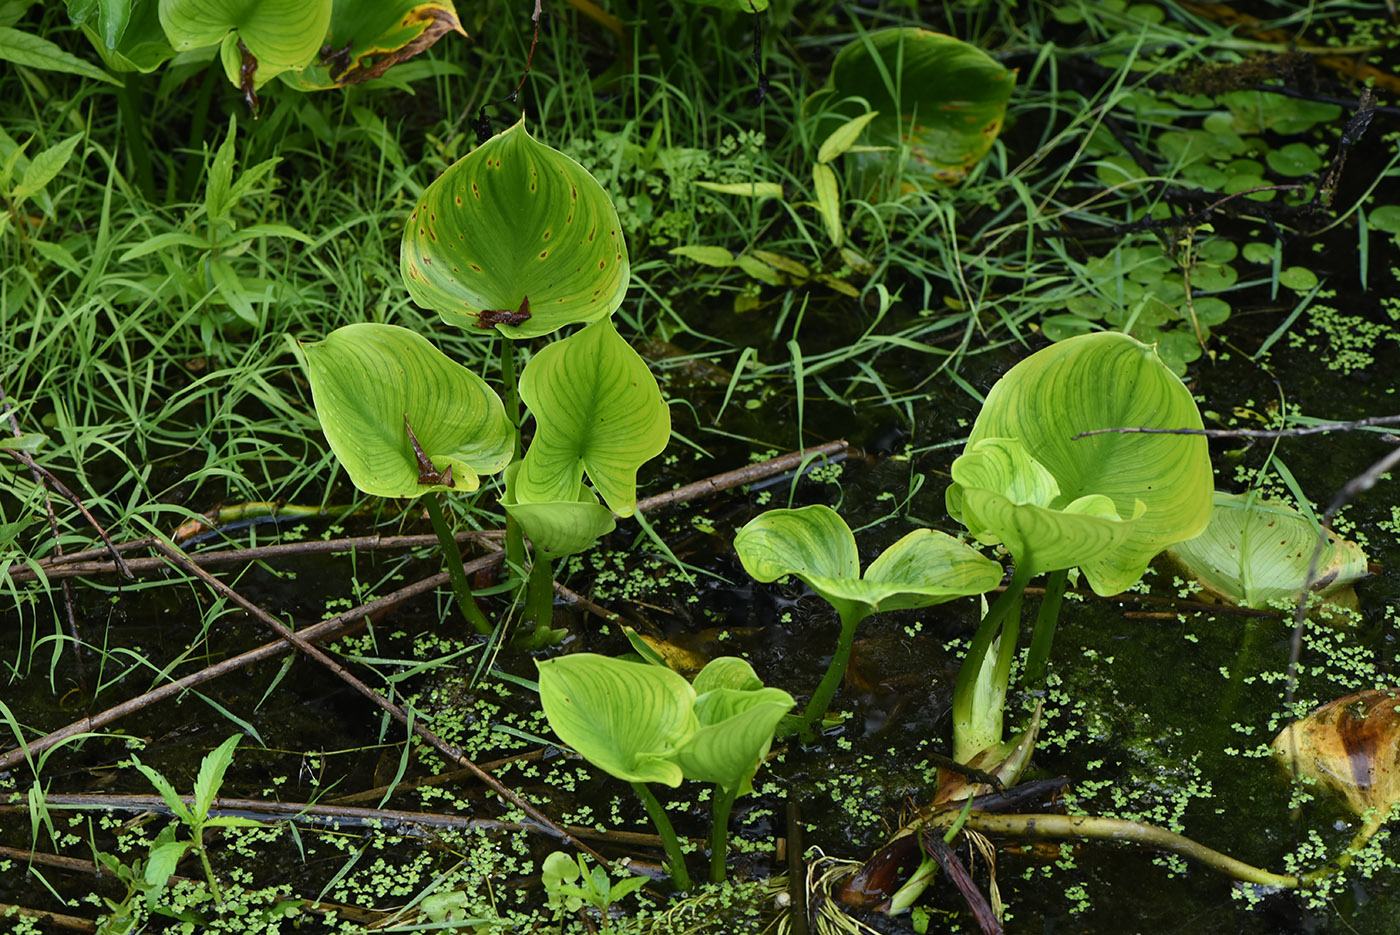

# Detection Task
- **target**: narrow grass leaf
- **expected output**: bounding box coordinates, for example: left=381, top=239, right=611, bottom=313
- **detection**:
left=0, top=27, right=121, bottom=83
left=812, top=163, right=843, bottom=246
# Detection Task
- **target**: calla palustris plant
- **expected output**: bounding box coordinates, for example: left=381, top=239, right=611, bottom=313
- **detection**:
left=946, top=331, right=1212, bottom=762
left=300, top=322, right=512, bottom=634
left=810, top=27, right=1015, bottom=188
left=733, top=504, right=1002, bottom=737
left=401, top=119, right=630, bottom=340
left=1167, top=490, right=1368, bottom=611
left=507, top=316, right=669, bottom=626
left=537, top=653, right=794, bottom=889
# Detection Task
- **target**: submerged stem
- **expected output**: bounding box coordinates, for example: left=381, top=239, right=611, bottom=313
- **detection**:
left=800, top=610, right=866, bottom=739
left=1023, top=567, right=1068, bottom=685
left=423, top=494, right=493, bottom=636
left=709, top=784, right=741, bottom=884
left=631, top=781, right=693, bottom=891
left=958, top=812, right=1299, bottom=889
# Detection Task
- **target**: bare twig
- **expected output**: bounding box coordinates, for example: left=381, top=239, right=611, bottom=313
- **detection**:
left=0, top=448, right=132, bottom=579
left=635, top=440, right=849, bottom=513
left=1074, top=414, right=1400, bottom=440
left=0, top=555, right=501, bottom=773
left=5, top=531, right=504, bottom=584
left=150, top=539, right=608, bottom=865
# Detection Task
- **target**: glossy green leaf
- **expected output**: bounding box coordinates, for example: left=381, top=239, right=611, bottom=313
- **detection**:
left=300, top=323, right=512, bottom=498
left=734, top=505, right=1002, bottom=625
left=159, top=0, right=331, bottom=88
left=193, top=734, right=241, bottom=820
left=947, top=332, right=1212, bottom=595
left=814, top=28, right=1014, bottom=185
left=502, top=463, right=616, bottom=559
left=537, top=654, right=697, bottom=786
left=65, top=0, right=133, bottom=50
left=673, top=658, right=794, bottom=794
left=515, top=318, right=669, bottom=517
left=1167, top=491, right=1368, bottom=609
left=402, top=120, right=629, bottom=339
left=283, top=0, right=466, bottom=90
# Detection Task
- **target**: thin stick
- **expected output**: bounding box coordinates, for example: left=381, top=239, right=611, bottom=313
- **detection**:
left=1074, top=414, right=1400, bottom=440
left=635, top=440, right=848, bottom=513
left=5, top=531, right=504, bottom=584
left=0, top=555, right=502, bottom=773
left=0, top=448, right=132, bottom=579
left=150, top=539, right=607, bottom=865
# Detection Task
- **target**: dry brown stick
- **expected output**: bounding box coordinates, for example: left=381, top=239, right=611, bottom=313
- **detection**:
left=149, top=539, right=607, bottom=866
left=17, top=793, right=680, bottom=850
left=328, top=749, right=544, bottom=805
left=0, top=554, right=502, bottom=774
left=5, top=530, right=505, bottom=584
left=0, top=448, right=132, bottom=579
left=10, top=440, right=847, bottom=584
left=634, top=439, right=849, bottom=513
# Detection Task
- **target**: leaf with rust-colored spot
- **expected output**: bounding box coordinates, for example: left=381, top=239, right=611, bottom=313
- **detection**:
left=401, top=119, right=629, bottom=339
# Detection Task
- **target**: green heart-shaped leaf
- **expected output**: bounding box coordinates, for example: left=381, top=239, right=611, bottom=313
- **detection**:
left=282, top=0, right=466, bottom=89
left=300, top=323, right=512, bottom=498
left=947, top=332, right=1212, bottom=595
left=159, top=0, right=331, bottom=87
left=949, top=437, right=1143, bottom=575
left=502, top=463, right=617, bottom=559
left=402, top=119, right=629, bottom=339
left=814, top=27, right=1015, bottom=185
left=1167, top=491, right=1368, bottom=608
left=516, top=318, right=669, bottom=517
left=537, top=654, right=697, bottom=787
left=673, top=659, right=794, bottom=795
left=734, top=505, right=1002, bottom=625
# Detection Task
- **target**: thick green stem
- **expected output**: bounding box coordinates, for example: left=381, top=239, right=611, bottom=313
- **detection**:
left=117, top=74, right=155, bottom=203
left=709, top=784, right=741, bottom=883
left=195, top=831, right=222, bottom=902
left=631, top=781, right=692, bottom=891
left=423, top=494, right=493, bottom=636
left=525, top=551, right=554, bottom=626
left=951, top=563, right=1035, bottom=756
left=1023, top=567, right=1068, bottom=686
left=499, top=338, right=526, bottom=576
left=800, top=611, right=866, bottom=738
left=958, top=812, right=1299, bottom=889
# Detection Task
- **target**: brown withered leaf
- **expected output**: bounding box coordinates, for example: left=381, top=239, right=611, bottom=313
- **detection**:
left=1272, top=687, right=1400, bottom=820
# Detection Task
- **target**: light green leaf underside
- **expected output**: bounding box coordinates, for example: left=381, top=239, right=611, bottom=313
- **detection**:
left=301, top=323, right=512, bottom=498
left=502, top=464, right=616, bottom=559
left=817, top=27, right=1015, bottom=185
left=516, top=318, right=669, bottom=516
left=949, top=437, right=1142, bottom=576
left=674, top=686, right=793, bottom=794
left=402, top=120, right=629, bottom=339
left=1167, top=491, right=1369, bottom=608
left=537, top=655, right=697, bottom=787
left=949, top=332, right=1212, bottom=595
left=734, top=505, right=1000, bottom=622
left=692, top=656, right=765, bottom=695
